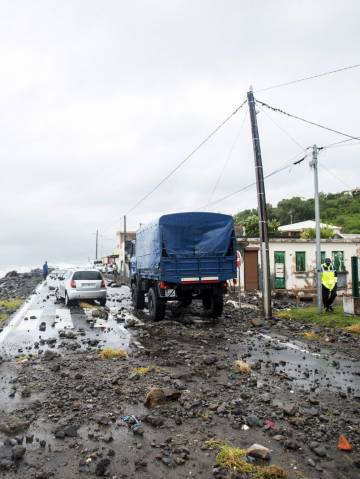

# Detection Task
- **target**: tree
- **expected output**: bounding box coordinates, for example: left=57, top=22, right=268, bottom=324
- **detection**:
left=242, top=214, right=279, bottom=237
left=234, top=191, right=360, bottom=235
left=300, top=226, right=334, bottom=240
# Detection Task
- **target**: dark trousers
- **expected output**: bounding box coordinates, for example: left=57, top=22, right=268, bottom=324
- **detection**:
left=322, top=284, right=337, bottom=309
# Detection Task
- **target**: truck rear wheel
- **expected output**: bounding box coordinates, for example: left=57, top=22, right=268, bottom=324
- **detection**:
left=179, top=292, right=192, bottom=307
left=148, top=287, right=166, bottom=321
left=202, top=291, right=223, bottom=318
left=132, top=283, right=145, bottom=310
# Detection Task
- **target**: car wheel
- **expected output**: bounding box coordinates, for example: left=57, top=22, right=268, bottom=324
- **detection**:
left=65, top=292, right=73, bottom=308
left=148, top=287, right=165, bottom=321
left=99, top=298, right=106, bottom=306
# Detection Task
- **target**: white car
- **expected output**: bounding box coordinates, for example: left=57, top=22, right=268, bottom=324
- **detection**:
left=57, top=269, right=107, bottom=306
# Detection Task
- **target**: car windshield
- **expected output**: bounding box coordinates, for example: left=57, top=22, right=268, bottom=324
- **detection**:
left=72, top=271, right=102, bottom=280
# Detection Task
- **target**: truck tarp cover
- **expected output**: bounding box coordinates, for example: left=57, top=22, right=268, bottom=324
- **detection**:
left=160, top=212, right=234, bottom=257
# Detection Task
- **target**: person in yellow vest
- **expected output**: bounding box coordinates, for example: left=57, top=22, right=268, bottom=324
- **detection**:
left=321, top=258, right=337, bottom=312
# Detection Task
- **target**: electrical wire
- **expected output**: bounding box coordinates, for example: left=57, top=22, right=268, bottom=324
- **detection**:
left=256, top=99, right=360, bottom=141
left=256, top=63, right=360, bottom=93
left=321, top=138, right=360, bottom=149
left=201, top=152, right=308, bottom=210
left=318, top=160, right=351, bottom=189
left=125, top=99, right=248, bottom=215
left=209, top=109, right=248, bottom=202
left=257, top=104, right=306, bottom=152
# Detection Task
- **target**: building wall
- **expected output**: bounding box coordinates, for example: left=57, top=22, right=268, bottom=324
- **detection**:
left=114, top=231, right=136, bottom=274
left=239, top=239, right=360, bottom=292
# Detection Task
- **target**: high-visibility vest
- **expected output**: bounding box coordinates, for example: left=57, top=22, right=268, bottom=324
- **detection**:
left=321, top=263, right=337, bottom=290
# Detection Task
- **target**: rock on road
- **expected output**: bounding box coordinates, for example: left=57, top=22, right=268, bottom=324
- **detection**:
left=0, top=275, right=360, bottom=478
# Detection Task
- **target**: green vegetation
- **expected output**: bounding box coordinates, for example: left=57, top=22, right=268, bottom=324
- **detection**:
left=300, top=226, right=334, bottom=240
left=276, top=306, right=360, bottom=330
left=99, top=347, right=127, bottom=359
left=204, top=439, right=287, bottom=478
left=0, top=298, right=23, bottom=323
left=234, top=191, right=360, bottom=234
left=0, top=298, right=23, bottom=312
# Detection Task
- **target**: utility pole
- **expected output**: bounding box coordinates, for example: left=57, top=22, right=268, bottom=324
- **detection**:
left=310, top=145, right=322, bottom=314
left=123, top=215, right=127, bottom=281
left=95, top=229, right=99, bottom=260
left=247, top=87, right=272, bottom=319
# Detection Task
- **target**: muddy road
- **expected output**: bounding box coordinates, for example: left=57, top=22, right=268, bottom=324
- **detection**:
left=0, top=277, right=359, bottom=478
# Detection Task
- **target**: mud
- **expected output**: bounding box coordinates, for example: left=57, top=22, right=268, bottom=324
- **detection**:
left=0, top=279, right=359, bottom=478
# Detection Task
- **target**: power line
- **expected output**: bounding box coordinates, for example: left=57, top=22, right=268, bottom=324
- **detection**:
left=318, top=160, right=351, bottom=189
left=257, top=104, right=306, bottom=152
left=256, top=99, right=360, bottom=141
left=256, top=63, right=360, bottom=93
left=201, top=152, right=307, bottom=210
left=125, top=99, right=248, bottom=215
left=209, top=109, right=248, bottom=202
left=321, top=138, right=360, bottom=149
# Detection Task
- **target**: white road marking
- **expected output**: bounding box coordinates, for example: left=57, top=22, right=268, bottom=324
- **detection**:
left=0, top=283, right=44, bottom=344
left=55, top=309, right=74, bottom=329
left=17, top=309, right=43, bottom=331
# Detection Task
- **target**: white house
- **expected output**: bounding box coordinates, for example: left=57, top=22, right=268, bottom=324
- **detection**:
left=238, top=232, right=360, bottom=294
left=278, top=220, right=342, bottom=238
left=113, top=230, right=136, bottom=276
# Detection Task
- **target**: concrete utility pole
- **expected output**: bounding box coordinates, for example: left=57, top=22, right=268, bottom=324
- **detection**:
left=310, top=145, right=322, bottom=314
left=123, top=215, right=127, bottom=281
left=247, top=87, right=272, bottom=319
left=95, top=229, right=99, bottom=260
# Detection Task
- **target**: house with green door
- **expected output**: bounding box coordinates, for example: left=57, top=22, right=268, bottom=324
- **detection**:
left=238, top=221, right=360, bottom=293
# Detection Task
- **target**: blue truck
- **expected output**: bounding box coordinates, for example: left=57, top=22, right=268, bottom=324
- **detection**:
left=130, top=212, right=237, bottom=321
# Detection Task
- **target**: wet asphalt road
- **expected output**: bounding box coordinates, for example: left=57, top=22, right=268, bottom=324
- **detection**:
left=0, top=276, right=131, bottom=359
left=1, top=279, right=360, bottom=478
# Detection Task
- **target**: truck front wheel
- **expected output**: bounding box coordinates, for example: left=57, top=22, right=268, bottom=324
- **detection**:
left=202, top=291, right=224, bottom=318
left=148, top=287, right=166, bottom=321
left=132, top=283, right=145, bottom=310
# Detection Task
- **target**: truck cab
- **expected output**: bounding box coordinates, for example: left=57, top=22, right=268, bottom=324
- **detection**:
left=130, top=212, right=236, bottom=321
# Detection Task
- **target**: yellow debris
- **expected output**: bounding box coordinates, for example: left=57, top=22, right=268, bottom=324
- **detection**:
left=132, top=366, right=151, bottom=376
left=78, top=301, right=95, bottom=309
left=302, top=331, right=319, bottom=340
left=234, top=360, right=251, bottom=374
left=99, top=348, right=127, bottom=360
left=344, top=324, right=360, bottom=334
left=204, top=439, right=288, bottom=478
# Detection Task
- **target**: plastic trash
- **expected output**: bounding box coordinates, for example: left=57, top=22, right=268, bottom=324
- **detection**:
left=121, top=415, right=143, bottom=435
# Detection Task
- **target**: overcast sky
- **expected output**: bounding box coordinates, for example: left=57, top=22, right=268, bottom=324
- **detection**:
left=1, top=0, right=359, bottom=269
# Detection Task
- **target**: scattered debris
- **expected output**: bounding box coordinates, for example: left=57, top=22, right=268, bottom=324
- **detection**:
left=98, top=347, right=127, bottom=360
left=234, top=359, right=251, bottom=374
left=145, top=387, right=181, bottom=408
left=338, top=434, right=353, bottom=451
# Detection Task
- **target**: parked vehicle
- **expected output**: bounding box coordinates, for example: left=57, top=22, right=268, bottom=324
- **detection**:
left=92, top=259, right=107, bottom=273
left=130, top=212, right=237, bottom=320
left=57, top=269, right=107, bottom=306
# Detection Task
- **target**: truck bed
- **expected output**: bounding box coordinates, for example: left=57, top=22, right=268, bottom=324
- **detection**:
left=137, top=256, right=235, bottom=283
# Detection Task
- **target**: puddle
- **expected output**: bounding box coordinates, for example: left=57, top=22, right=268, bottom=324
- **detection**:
left=246, top=332, right=360, bottom=395
left=0, top=280, right=133, bottom=359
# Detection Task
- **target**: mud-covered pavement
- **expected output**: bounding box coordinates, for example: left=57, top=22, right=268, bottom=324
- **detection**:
left=0, top=276, right=360, bottom=478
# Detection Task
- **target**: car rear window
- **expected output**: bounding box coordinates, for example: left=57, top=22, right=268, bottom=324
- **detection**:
left=72, top=271, right=102, bottom=280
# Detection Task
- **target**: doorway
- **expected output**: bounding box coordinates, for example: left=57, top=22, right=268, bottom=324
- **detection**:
left=244, top=249, right=259, bottom=290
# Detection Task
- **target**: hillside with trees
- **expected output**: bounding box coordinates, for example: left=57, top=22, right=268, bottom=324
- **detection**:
left=234, top=190, right=360, bottom=237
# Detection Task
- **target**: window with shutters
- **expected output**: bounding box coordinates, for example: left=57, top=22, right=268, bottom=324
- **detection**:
left=295, top=252, right=306, bottom=272
left=332, top=251, right=345, bottom=272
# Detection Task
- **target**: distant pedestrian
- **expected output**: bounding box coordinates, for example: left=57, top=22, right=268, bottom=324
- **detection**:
left=43, top=261, right=49, bottom=280
left=321, top=258, right=337, bottom=312
left=113, top=265, right=119, bottom=282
